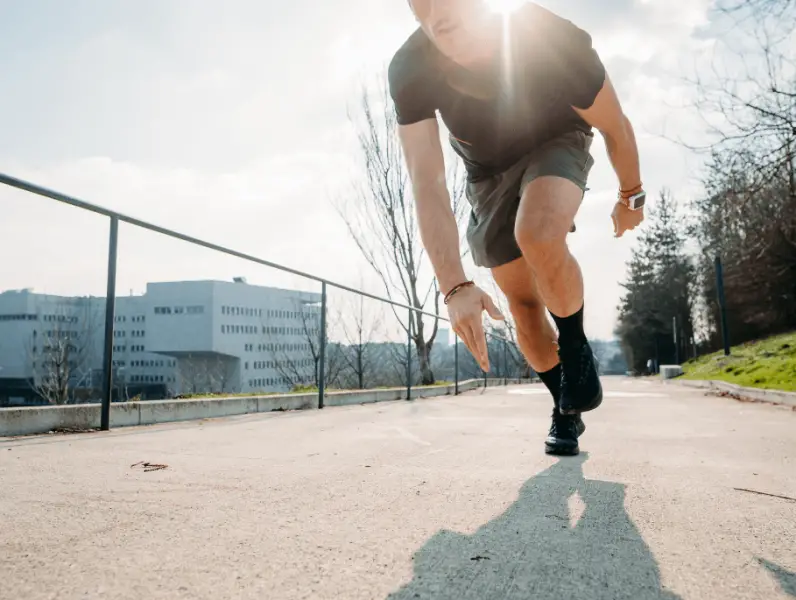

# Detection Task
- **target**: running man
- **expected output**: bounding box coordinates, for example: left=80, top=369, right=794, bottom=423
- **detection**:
left=389, top=0, right=646, bottom=455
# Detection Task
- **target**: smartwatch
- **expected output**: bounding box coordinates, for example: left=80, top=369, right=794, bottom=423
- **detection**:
left=621, top=190, right=646, bottom=211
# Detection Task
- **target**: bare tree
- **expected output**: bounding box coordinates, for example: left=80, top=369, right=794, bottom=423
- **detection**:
left=677, top=4, right=796, bottom=345
left=681, top=0, right=795, bottom=195
left=263, top=301, right=344, bottom=390
left=177, top=353, right=235, bottom=396
left=335, top=294, right=383, bottom=390
left=26, top=301, right=98, bottom=405
left=177, top=354, right=203, bottom=396
left=208, top=355, right=235, bottom=394
left=337, top=75, right=468, bottom=385
left=716, top=0, right=795, bottom=23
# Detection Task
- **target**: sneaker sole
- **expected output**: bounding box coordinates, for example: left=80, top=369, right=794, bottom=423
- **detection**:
left=545, top=443, right=580, bottom=456
left=560, top=387, right=603, bottom=416
left=545, top=421, right=585, bottom=456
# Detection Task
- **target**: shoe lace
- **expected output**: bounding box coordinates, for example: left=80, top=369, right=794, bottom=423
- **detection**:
left=560, top=343, right=594, bottom=387
left=549, top=411, right=579, bottom=437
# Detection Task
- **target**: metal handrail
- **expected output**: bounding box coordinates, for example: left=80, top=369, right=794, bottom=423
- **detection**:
left=0, top=172, right=518, bottom=429
left=0, top=173, right=446, bottom=321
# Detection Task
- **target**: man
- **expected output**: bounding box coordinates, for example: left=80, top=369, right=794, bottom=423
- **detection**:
left=389, top=0, right=646, bottom=455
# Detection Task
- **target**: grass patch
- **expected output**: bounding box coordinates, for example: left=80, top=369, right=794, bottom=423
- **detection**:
left=173, top=381, right=455, bottom=400
left=682, top=331, right=796, bottom=392
left=175, top=391, right=301, bottom=400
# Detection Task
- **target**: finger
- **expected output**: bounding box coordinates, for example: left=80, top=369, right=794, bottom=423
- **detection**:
left=471, top=318, right=489, bottom=371
left=455, top=323, right=477, bottom=364
left=482, top=294, right=505, bottom=321
left=453, top=324, right=472, bottom=354
left=613, top=214, right=623, bottom=238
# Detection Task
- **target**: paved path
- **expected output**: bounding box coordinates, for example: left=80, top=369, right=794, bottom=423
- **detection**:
left=1, top=377, right=794, bottom=600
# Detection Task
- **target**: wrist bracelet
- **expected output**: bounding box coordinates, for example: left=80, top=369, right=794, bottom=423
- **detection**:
left=444, top=281, right=474, bottom=305
left=620, top=183, right=643, bottom=197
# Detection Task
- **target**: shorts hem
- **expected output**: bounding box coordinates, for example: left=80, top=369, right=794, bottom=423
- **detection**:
left=472, top=246, right=524, bottom=269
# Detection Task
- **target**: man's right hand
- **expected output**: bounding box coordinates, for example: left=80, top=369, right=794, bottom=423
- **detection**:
left=447, top=284, right=505, bottom=372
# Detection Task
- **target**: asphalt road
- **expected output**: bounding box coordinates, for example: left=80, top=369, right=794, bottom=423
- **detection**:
left=1, top=377, right=794, bottom=600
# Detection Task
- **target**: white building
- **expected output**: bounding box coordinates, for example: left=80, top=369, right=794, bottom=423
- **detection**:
left=0, top=290, right=106, bottom=405
left=0, top=279, right=322, bottom=405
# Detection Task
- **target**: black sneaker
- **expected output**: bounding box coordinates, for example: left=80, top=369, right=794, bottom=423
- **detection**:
left=545, top=411, right=586, bottom=456
left=559, top=340, right=603, bottom=415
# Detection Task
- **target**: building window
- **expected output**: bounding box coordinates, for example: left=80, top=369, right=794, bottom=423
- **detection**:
left=174, top=306, right=184, bottom=315
left=154, top=307, right=172, bottom=315
left=187, top=306, right=204, bottom=315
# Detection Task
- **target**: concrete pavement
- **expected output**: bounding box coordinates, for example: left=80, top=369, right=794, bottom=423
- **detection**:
left=1, top=377, right=794, bottom=599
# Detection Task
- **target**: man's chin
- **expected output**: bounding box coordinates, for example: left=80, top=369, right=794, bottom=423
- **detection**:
left=446, top=45, right=489, bottom=67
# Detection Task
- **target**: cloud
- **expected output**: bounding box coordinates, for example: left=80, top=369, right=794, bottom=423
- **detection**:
left=0, top=0, right=724, bottom=340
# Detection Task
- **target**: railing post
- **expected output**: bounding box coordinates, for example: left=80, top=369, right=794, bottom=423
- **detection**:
left=503, top=340, right=508, bottom=386
left=715, top=255, right=731, bottom=356
left=454, top=335, right=459, bottom=396
left=318, top=282, right=327, bottom=409
left=100, top=217, right=119, bottom=431
left=406, top=307, right=412, bottom=400
left=483, top=337, right=488, bottom=388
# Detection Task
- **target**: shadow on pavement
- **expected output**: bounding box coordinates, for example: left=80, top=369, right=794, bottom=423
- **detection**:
left=759, top=558, right=796, bottom=597
left=388, top=453, right=681, bottom=600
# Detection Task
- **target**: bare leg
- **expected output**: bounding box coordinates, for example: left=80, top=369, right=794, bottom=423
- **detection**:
left=491, top=258, right=558, bottom=373
left=514, top=175, right=602, bottom=415
left=514, top=176, right=585, bottom=318
left=492, top=257, right=586, bottom=456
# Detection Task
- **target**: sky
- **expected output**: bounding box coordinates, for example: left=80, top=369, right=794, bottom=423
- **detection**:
left=0, top=0, right=726, bottom=341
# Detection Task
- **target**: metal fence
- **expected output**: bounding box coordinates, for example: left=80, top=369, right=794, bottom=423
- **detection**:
left=0, top=173, right=523, bottom=429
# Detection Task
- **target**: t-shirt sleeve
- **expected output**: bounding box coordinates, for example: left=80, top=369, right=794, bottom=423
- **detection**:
left=553, top=18, right=606, bottom=109
left=388, top=50, right=437, bottom=126
left=523, top=5, right=607, bottom=110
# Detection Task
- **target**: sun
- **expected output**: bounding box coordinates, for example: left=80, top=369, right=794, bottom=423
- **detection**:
left=485, top=0, right=526, bottom=14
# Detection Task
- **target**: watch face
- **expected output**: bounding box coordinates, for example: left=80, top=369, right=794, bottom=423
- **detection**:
left=630, top=192, right=646, bottom=210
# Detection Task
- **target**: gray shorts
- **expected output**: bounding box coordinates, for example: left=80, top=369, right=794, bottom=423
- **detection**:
left=465, top=130, right=595, bottom=269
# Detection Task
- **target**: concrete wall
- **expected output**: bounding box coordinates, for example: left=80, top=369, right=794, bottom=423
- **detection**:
left=660, top=365, right=684, bottom=380
left=0, top=378, right=520, bottom=437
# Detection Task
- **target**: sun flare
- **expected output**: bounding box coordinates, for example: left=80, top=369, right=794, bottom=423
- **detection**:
left=485, top=0, right=526, bottom=14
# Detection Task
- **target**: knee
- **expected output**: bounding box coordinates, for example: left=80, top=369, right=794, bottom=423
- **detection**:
left=507, top=294, right=546, bottom=325
left=514, top=216, right=568, bottom=268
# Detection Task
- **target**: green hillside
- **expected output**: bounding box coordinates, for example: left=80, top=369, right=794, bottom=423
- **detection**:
left=682, top=332, right=796, bottom=392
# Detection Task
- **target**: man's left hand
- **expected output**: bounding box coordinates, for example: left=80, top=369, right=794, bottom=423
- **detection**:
left=611, top=201, right=644, bottom=238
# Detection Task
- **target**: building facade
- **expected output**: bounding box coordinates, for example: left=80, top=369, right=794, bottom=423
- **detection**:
left=0, top=279, right=322, bottom=405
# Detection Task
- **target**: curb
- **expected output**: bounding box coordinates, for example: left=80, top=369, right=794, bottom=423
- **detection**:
left=673, top=379, right=796, bottom=409
left=0, top=378, right=524, bottom=437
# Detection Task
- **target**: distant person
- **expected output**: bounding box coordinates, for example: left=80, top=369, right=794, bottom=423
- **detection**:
left=389, top=0, right=646, bottom=455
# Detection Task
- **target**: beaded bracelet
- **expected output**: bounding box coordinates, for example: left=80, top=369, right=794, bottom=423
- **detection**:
left=444, top=281, right=475, bottom=305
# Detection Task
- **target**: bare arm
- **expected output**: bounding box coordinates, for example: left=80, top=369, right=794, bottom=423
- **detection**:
left=398, top=118, right=467, bottom=294
left=573, top=74, right=642, bottom=192
left=397, top=117, right=502, bottom=369
left=573, top=74, right=645, bottom=237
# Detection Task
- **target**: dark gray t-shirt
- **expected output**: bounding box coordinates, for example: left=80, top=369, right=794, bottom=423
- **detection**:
left=388, top=3, right=606, bottom=181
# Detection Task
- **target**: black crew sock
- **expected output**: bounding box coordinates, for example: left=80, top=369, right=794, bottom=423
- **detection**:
left=538, top=364, right=562, bottom=406
left=550, top=304, right=587, bottom=346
